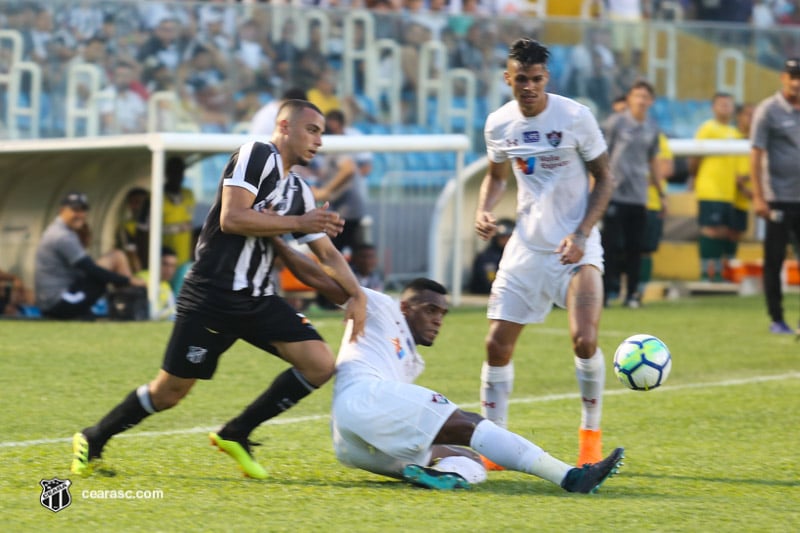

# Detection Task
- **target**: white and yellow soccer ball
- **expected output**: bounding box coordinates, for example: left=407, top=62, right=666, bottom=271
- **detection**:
left=613, top=334, right=672, bottom=391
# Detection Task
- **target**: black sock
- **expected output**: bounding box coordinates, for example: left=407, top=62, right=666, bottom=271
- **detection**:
left=83, top=385, right=155, bottom=456
left=219, top=368, right=316, bottom=441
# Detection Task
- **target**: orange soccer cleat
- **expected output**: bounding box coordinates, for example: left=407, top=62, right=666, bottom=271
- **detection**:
left=480, top=455, right=506, bottom=471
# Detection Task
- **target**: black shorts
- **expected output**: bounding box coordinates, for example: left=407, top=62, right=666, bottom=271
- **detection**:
left=162, top=282, right=323, bottom=379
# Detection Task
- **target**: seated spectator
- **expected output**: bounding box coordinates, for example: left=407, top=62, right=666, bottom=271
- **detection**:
left=0, top=268, right=34, bottom=317
left=99, top=61, right=147, bottom=134
left=136, top=246, right=178, bottom=320
left=35, top=192, right=145, bottom=320
left=115, top=186, right=150, bottom=273
left=350, top=243, right=384, bottom=292
left=469, top=218, right=514, bottom=294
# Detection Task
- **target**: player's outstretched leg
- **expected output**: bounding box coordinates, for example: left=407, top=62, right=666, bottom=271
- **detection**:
left=561, top=447, right=625, bottom=494
left=208, top=432, right=268, bottom=480
left=70, top=384, right=160, bottom=476
left=401, top=464, right=471, bottom=490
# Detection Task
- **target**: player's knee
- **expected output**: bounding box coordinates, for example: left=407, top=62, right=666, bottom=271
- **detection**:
left=485, top=336, right=513, bottom=366
left=299, top=357, right=335, bottom=388
left=573, top=332, right=598, bottom=358
left=149, top=381, right=192, bottom=410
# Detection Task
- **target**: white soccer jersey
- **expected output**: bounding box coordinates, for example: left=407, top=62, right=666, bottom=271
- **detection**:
left=334, top=289, right=425, bottom=391
left=485, top=94, right=607, bottom=252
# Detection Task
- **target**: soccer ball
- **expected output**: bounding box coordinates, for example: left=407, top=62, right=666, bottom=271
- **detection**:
left=613, top=334, right=672, bottom=391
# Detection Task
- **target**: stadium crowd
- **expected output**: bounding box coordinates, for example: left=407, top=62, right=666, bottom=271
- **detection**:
left=1, top=0, right=799, bottom=140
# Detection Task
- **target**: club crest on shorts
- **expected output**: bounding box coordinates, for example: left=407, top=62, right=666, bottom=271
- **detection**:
left=186, top=346, right=207, bottom=364
left=40, top=478, right=72, bottom=513
left=546, top=130, right=562, bottom=147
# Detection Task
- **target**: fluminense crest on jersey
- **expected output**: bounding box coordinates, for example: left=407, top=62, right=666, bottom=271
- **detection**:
left=546, top=130, right=562, bottom=147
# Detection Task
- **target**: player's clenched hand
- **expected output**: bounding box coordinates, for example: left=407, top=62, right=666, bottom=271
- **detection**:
left=344, top=290, right=367, bottom=343
left=555, top=232, right=587, bottom=265
left=475, top=211, right=497, bottom=241
left=300, top=202, right=345, bottom=238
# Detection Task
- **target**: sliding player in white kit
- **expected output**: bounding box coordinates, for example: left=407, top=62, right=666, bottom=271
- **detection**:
left=270, top=236, right=624, bottom=492
left=474, top=38, right=616, bottom=467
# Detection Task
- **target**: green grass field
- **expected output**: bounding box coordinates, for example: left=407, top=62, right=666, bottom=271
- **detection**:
left=2, top=294, right=799, bottom=532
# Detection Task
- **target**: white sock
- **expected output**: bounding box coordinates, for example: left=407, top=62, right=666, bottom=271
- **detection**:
left=575, top=349, right=605, bottom=430
left=480, top=362, right=514, bottom=428
left=470, top=420, right=571, bottom=485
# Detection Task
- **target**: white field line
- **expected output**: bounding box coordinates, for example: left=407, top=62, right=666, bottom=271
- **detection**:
left=2, top=371, right=798, bottom=450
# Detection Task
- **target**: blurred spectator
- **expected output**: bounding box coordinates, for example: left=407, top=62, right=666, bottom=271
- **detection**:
left=450, top=20, right=493, bottom=96
left=250, top=87, right=308, bottom=137
left=135, top=246, right=178, bottom=320
left=233, top=19, right=275, bottom=91
left=181, top=46, right=232, bottom=132
left=601, top=80, right=664, bottom=307
left=730, top=102, right=755, bottom=263
left=562, top=27, right=616, bottom=112
left=312, top=109, right=368, bottom=254
left=159, top=157, right=196, bottom=267
left=293, top=19, right=330, bottom=91
left=136, top=17, right=188, bottom=74
left=605, top=0, right=650, bottom=71
left=0, top=267, right=35, bottom=317
left=272, top=18, right=302, bottom=93
left=34, top=192, right=145, bottom=320
left=350, top=243, right=384, bottom=291
left=115, top=187, right=150, bottom=273
left=687, top=92, right=740, bottom=282
left=469, top=218, right=514, bottom=294
left=61, top=1, right=105, bottom=44
left=308, top=65, right=357, bottom=119
left=99, top=61, right=147, bottom=134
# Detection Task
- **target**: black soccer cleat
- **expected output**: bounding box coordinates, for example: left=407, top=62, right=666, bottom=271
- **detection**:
left=561, top=447, right=624, bottom=494
left=402, top=464, right=471, bottom=490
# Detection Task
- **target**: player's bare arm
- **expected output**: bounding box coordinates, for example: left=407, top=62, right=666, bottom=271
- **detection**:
left=556, top=152, right=614, bottom=264
left=313, top=156, right=357, bottom=202
left=474, top=160, right=509, bottom=241
left=308, top=237, right=367, bottom=342
left=270, top=236, right=349, bottom=305
left=221, top=186, right=344, bottom=237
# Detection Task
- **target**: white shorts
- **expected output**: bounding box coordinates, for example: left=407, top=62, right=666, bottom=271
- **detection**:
left=488, top=233, right=604, bottom=324
left=331, top=380, right=458, bottom=478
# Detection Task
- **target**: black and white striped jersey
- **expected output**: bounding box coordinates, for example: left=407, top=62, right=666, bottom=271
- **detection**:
left=186, top=141, right=324, bottom=297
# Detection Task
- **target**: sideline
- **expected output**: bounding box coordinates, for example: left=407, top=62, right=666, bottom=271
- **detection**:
left=2, top=372, right=798, bottom=449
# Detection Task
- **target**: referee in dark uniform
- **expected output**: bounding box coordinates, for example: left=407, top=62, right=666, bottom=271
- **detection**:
left=71, top=100, right=367, bottom=479
left=750, top=58, right=800, bottom=335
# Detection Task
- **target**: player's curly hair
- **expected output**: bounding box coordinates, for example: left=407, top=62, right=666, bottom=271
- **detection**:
left=508, top=38, right=550, bottom=67
left=402, top=278, right=447, bottom=299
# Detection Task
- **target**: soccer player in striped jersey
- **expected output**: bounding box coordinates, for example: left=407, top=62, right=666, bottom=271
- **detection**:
left=71, top=99, right=367, bottom=479
left=474, top=39, right=616, bottom=467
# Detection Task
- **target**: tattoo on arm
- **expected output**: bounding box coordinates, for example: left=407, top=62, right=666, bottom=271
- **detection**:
left=583, top=153, right=614, bottom=232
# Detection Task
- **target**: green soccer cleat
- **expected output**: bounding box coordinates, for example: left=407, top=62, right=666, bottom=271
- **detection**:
left=561, top=447, right=624, bottom=494
left=209, top=432, right=268, bottom=480
left=71, top=432, right=95, bottom=477
left=402, top=464, right=471, bottom=490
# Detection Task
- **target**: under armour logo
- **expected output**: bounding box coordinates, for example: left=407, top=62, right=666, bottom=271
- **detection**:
left=481, top=400, right=496, bottom=408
